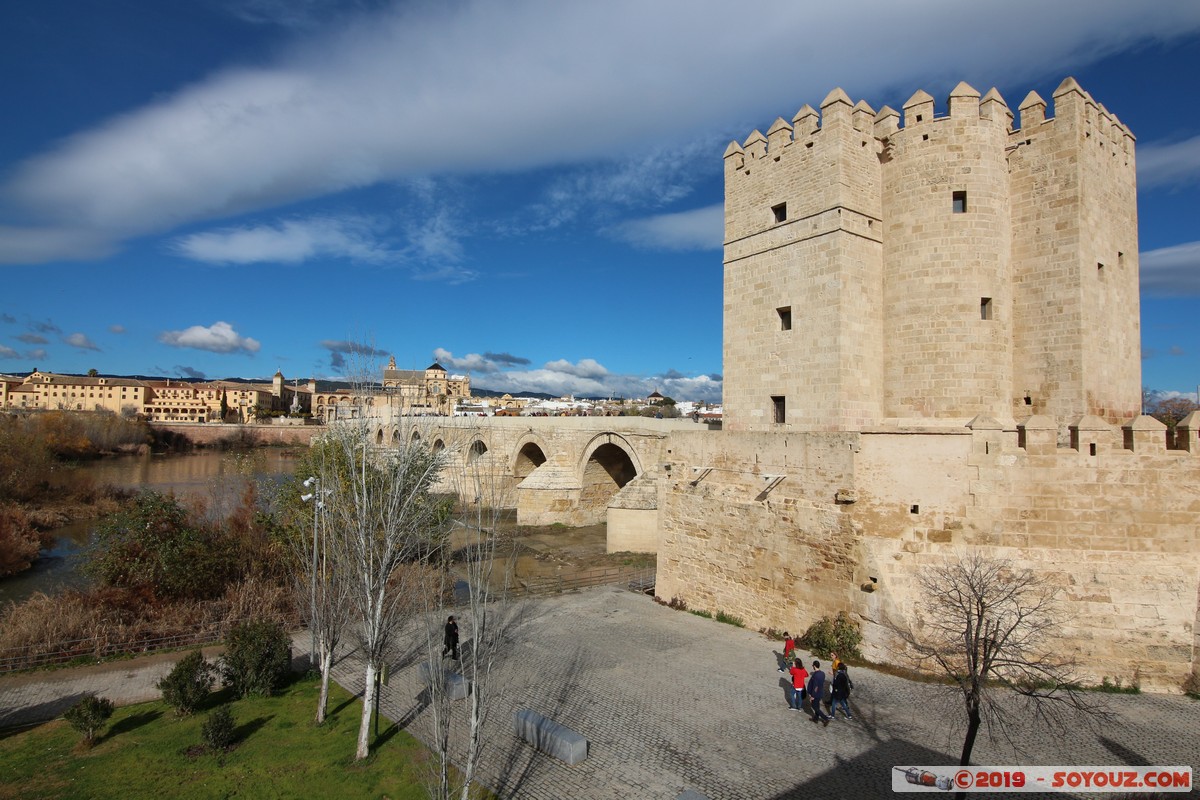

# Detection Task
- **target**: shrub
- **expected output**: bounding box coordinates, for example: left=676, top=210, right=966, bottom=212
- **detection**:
left=63, top=694, right=114, bottom=746
left=799, top=611, right=863, bottom=659
left=666, top=596, right=688, bottom=611
left=714, top=610, right=745, bottom=628
left=157, top=650, right=214, bottom=715
left=87, top=490, right=240, bottom=601
left=201, top=705, right=237, bottom=751
left=222, top=620, right=291, bottom=698
left=1097, top=676, right=1141, bottom=695
left=689, top=609, right=712, bottom=619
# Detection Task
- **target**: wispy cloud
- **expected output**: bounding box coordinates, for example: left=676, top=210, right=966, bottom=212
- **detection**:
left=0, top=344, right=18, bottom=359
left=64, top=333, right=101, bottom=351
left=174, top=215, right=395, bottom=265
left=30, top=320, right=60, bottom=334
left=4, top=0, right=1198, bottom=263
left=435, top=346, right=722, bottom=401
left=0, top=314, right=15, bottom=324
left=16, top=333, right=48, bottom=345
left=108, top=324, right=126, bottom=334
left=1142, top=240, right=1200, bottom=296
left=609, top=203, right=723, bottom=251
left=159, top=321, right=261, bottom=354
left=1137, top=134, right=1200, bottom=190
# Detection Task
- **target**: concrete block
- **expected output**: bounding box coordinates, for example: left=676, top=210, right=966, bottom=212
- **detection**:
left=513, top=708, right=588, bottom=765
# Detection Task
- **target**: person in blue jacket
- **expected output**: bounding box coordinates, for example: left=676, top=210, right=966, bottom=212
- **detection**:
left=807, top=660, right=831, bottom=726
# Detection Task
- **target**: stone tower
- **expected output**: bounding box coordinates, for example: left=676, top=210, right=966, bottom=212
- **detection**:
left=721, top=78, right=1140, bottom=432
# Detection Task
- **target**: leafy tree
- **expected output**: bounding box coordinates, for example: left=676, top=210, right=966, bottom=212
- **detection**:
left=87, top=368, right=99, bottom=377
left=63, top=694, right=114, bottom=747
left=221, top=620, right=291, bottom=698
left=220, top=390, right=229, bottom=422
left=891, top=552, right=1104, bottom=774
left=86, top=491, right=240, bottom=601
left=156, top=650, right=214, bottom=716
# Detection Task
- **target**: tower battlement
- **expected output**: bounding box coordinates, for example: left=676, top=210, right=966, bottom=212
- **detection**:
left=722, top=78, right=1141, bottom=434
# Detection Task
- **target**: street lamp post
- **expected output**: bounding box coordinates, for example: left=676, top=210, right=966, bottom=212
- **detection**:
left=301, top=476, right=320, bottom=668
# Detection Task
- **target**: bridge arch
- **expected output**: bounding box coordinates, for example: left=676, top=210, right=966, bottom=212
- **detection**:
left=512, top=433, right=550, bottom=478
left=577, top=432, right=641, bottom=520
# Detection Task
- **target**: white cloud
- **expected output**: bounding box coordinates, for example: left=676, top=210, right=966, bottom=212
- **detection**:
left=0, top=344, right=18, bottom=359
left=108, top=324, right=126, bottom=334
left=433, top=348, right=501, bottom=374
left=158, top=321, right=261, bottom=354
left=64, top=333, right=101, bottom=351
left=4, top=1, right=1199, bottom=263
left=174, top=215, right=394, bottom=264
left=1141, top=240, right=1200, bottom=296
left=542, top=358, right=609, bottom=380
left=1137, top=135, right=1200, bottom=190
left=610, top=204, right=723, bottom=251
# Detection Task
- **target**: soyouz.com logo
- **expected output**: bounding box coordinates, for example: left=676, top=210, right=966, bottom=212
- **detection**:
left=892, top=766, right=1192, bottom=793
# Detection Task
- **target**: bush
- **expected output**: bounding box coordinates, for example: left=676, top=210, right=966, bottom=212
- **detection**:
left=222, top=620, right=291, bottom=698
left=201, top=705, right=237, bottom=751
left=799, top=611, right=862, bottom=659
left=157, top=650, right=214, bottom=715
left=63, top=694, right=114, bottom=746
left=87, top=490, right=240, bottom=601
left=714, top=610, right=745, bottom=627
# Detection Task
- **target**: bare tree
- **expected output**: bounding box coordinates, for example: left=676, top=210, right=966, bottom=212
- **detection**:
left=892, top=551, right=1105, bottom=772
left=289, top=440, right=355, bottom=725
left=327, top=415, right=447, bottom=760
left=420, top=425, right=518, bottom=800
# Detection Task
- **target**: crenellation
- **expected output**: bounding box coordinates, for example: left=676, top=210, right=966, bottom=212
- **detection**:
left=1018, top=90, right=1047, bottom=127
left=902, top=89, right=934, bottom=127
left=766, top=117, right=792, bottom=152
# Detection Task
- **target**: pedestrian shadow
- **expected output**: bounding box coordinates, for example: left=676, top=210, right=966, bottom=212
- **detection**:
left=766, top=738, right=956, bottom=800
left=1100, top=735, right=1151, bottom=766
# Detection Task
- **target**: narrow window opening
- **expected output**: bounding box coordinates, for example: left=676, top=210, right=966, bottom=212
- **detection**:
left=805, top=141, right=813, bottom=149
left=985, top=441, right=991, bottom=455
left=772, top=202, right=787, bottom=223
left=953, top=190, right=968, bottom=213
left=1089, top=443, right=1097, bottom=457
left=910, top=504, right=920, bottom=514
left=777, top=306, right=792, bottom=331
left=771, top=395, right=786, bottom=424
left=922, top=133, right=929, bottom=141
left=1118, top=251, right=1124, bottom=267
left=1097, top=261, right=1105, bottom=273
left=916, top=114, right=923, bottom=122
left=980, top=297, right=993, bottom=320
left=1024, top=394, right=1032, bottom=406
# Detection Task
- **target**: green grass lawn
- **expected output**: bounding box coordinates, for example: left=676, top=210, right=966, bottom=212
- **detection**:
left=0, top=676, right=457, bottom=799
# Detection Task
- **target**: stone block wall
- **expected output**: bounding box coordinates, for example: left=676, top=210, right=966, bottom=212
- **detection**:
left=656, top=420, right=1200, bottom=691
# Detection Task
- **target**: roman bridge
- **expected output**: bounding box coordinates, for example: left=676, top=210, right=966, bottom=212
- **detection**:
left=360, top=414, right=701, bottom=553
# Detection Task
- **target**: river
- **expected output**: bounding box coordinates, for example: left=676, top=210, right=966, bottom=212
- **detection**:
left=0, top=450, right=300, bottom=606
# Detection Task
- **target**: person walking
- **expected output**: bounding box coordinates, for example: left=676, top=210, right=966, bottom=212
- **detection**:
left=830, top=662, right=853, bottom=720
left=787, top=659, right=809, bottom=711
left=443, top=615, right=460, bottom=661
left=778, top=632, right=795, bottom=673
left=807, top=660, right=831, bottom=726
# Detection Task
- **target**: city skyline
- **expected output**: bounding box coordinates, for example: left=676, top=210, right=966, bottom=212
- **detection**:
left=2, top=1, right=1199, bottom=403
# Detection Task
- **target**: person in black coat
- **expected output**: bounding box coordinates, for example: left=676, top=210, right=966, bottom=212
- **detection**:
left=443, top=615, right=459, bottom=660
left=830, top=663, right=853, bottom=720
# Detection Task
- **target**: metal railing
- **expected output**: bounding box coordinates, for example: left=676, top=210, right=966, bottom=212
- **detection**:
left=0, top=614, right=302, bottom=674
left=508, top=566, right=655, bottom=598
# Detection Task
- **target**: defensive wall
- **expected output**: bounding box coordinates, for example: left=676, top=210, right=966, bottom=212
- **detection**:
left=655, top=414, right=1200, bottom=692
left=151, top=421, right=321, bottom=447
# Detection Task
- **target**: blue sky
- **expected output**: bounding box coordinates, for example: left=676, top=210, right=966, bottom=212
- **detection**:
left=1, top=1, right=1199, bottom=404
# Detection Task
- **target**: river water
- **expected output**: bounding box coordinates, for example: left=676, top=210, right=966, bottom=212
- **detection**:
left=0, top=450, right=300, bottom=606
